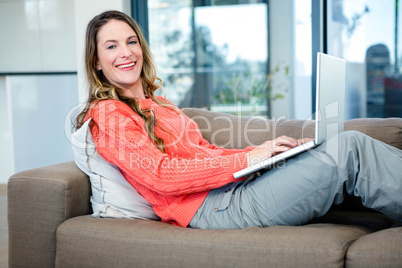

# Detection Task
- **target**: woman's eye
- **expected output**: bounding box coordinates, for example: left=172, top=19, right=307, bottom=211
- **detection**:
left=107, top=45, right=116, bottom=50
left=128, top=40, right=137, bottom=45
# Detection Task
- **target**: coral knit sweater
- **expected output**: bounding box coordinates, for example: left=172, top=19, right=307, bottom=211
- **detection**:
left=87, top=97, right=253, bottom=227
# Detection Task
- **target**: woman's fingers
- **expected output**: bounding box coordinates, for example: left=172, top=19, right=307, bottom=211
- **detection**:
left=246, top=136, right=313, bottom=167
left=296, top=138, right=314, bottom=145
left=259, top=136, right=298, bottom=150
left=247, top=145, right=292, bottom=166
left=272, top=136, right=298, bottom=148
left=268, top=145, right=293, bottom=157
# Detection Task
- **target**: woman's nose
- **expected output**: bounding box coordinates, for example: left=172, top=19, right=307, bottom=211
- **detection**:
left=121, top=45, right=132, bottom=58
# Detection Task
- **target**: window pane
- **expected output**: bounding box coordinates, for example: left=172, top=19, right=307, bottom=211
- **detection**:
left=328, top=0, right=401, bottom=119
left=294, top=0, right=312, bottom=119
left=148, top=0, right=194, bottom=106
left=148, top=0, right=269, bottom=117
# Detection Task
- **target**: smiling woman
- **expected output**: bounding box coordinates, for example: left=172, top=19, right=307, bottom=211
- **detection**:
left=71, top=10, right=402, bottom=230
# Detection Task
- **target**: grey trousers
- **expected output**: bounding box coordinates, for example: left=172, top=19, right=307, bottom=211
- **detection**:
left=189, top=131, right=402, bottom=229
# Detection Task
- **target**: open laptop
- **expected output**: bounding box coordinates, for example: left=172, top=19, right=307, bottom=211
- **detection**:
left=233, top=52, right=346, bottom=179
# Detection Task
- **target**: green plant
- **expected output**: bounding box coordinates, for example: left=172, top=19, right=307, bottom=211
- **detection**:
left=214, top=61, right=289, bottom=111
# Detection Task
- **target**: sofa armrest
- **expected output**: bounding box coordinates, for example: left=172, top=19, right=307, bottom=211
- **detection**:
left=8, top=161, right=91, bottom=268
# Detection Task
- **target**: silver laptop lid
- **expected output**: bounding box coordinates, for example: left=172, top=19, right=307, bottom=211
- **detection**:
left=315, top=52, right=346, bottom=144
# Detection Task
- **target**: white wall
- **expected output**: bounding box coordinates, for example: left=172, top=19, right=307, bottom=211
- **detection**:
left=0, top=0, right=76, bottom=72
left=7, top=75, right=78, bottom=173
left=0, top=77, right=14, bottom=184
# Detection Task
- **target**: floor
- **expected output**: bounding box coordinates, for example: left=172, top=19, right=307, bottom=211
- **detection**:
left=0, top=185, right=8, bottom=268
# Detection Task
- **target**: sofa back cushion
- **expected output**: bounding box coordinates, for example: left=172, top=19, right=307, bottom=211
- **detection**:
left=182, top=108, right=315, bottom=149
left=71, top=119, right=160, bottom=220
left=182, top=108, right=402, bottom=150
left=344, top=118, right=402, bottom=150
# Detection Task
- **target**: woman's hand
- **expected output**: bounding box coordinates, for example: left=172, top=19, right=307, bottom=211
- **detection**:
left=245, top=136, right=312, bottom=167
left=296, top=138, right=314, bottom=145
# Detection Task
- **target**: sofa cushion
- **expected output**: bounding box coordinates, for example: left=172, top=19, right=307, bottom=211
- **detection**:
left=71, top=119, right=160, bottom=220
left=56, top=216, right=372, bottom=268
left=182, top=108, right=315, bottom=149
left=346, top=227, right=402, bottom=267
left=183, top=108, right=402, bottom=150
left=344, top=118, right=402, bottom=150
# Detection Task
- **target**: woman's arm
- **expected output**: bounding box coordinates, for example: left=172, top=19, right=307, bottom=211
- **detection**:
left=89, top=100, right=249, bottom=196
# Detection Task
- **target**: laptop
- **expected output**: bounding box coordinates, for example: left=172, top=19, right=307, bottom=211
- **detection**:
left=233, top=52, right=346, bottom=179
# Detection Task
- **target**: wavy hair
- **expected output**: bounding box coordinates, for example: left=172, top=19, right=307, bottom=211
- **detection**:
left=75, top=10, right=177, bottom=153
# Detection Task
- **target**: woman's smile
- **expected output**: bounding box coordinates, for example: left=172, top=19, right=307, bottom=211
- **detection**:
left=116, top=61, right=136, bottom=70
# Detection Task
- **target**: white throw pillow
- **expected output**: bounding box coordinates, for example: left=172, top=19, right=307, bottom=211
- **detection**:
left=71, top=119, right=160, bottom=220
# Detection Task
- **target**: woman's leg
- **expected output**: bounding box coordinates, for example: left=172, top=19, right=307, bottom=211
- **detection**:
left=190, top=131, right=402, bottom=229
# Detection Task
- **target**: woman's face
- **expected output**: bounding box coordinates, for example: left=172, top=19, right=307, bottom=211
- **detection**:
left=96, top=19, right=144, bottom=97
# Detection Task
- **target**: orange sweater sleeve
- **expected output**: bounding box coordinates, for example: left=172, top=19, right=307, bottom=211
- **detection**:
left=161, top=98, right=256, bottom=156
left=89, top=100, right=249, bottom=197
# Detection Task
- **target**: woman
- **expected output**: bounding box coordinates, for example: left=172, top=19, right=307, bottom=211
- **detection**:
left=76, top=10, right=402, bottom=229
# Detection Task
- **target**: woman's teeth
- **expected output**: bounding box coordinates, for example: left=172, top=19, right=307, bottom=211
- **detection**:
left=117, top=62, right=135, bottom=69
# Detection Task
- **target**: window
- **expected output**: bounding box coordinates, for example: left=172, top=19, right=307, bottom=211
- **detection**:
left=327, top=0, right=402, bottom=118
left=139, top=0, right=402, bottom=120
left=148, top=0, right=270, bottom=117
left=294, top=0, right=312, bottom=119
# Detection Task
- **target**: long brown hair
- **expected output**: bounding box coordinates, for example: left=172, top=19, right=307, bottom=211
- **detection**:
left=75, top=10, right=176, bottom=153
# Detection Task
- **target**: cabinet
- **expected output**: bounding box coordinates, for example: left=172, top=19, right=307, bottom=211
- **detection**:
left=0, top=0, right=76, bottom=73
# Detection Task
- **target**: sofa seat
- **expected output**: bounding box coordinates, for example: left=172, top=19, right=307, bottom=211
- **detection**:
left=346, top=226, right=402, bottom=268
left=56, top=215, right=383, bottom=268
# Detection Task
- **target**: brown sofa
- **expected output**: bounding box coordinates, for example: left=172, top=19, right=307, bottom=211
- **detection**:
left=8, top=108, right=402, bottom=268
